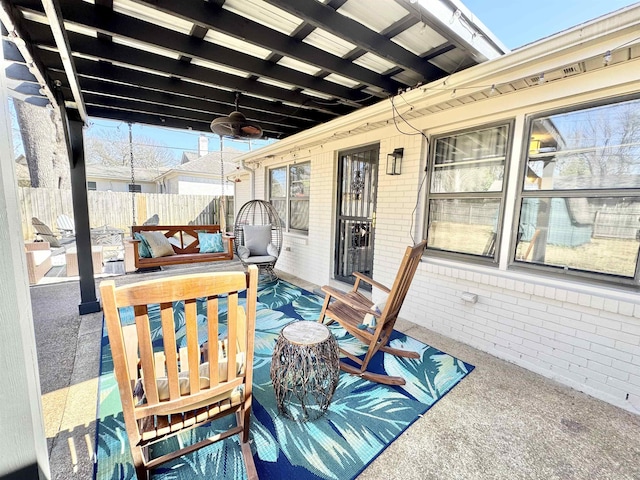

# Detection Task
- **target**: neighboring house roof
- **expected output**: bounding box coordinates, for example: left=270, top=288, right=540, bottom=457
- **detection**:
left=160, top=150, right=243, bottom=181
left=86, top=164, right=168, bottom=182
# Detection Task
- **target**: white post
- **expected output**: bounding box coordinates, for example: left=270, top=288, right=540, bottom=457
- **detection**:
left=0, top=41, right=51, bottom=479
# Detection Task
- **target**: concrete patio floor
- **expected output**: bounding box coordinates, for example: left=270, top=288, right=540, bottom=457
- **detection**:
left=31, top=259, right=640, bottom=480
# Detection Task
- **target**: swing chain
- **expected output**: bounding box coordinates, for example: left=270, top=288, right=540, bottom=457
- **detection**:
left=129, top=122, right=136, bottom=226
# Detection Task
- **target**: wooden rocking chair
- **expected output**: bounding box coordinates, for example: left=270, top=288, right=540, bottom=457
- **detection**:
left=318, top=241, right=427, bottom=386
left=100, top=265, right=259, bottom=480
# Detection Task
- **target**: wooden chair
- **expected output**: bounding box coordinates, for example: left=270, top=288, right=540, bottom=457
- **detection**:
left=100, top=265, right=259, bottom=480
left=318, top=241, right=427, bottom=386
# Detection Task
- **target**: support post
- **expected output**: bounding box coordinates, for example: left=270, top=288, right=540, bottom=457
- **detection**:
left=56, top=88, right=100, bottom=314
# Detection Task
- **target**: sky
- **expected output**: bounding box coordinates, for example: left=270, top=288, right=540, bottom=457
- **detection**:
left=461, top=0, right=638, bottom=50
left=10, top=0, right=639, bottom=161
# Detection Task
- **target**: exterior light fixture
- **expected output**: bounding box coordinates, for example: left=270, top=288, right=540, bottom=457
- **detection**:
left=386, top=148, right=404, bottom=175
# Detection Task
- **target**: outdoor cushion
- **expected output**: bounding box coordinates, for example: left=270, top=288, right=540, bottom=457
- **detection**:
left=243, top=224, right=271, bottom=256
left=31, top=250, right=51, bottom=267
left=198, top=232, right=224, bottom=253
left=242, top=255, right=276, bottom=264
left=237, top=245, right=250, bottom=260
left=141, top=231, right=175, bottom=258
left=266, top=243, right=279, bottom=258
left=134, top=232, right=152, bottom=258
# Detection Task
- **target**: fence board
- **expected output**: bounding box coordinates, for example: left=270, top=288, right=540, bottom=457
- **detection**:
left=19, top=188, right=233, bottom=241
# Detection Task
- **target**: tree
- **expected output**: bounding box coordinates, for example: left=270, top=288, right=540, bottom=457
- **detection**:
left=84, top=126, right=177, bottom=169
left=13, top=99, right=70, bottom=188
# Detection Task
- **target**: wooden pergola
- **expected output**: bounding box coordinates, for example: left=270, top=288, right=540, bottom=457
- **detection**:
left=1, top=0, right=507, bottom=313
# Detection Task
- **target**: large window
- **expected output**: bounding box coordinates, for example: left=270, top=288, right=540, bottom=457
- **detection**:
left=425, top=122, right=512, bottom=260
left=515, top=97, right=640, bottom=283
left=269, top=162, right=310, bottom=233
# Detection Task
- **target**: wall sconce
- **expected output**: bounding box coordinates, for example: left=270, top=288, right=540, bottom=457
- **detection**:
left=386, top=148, right=403, bottom=175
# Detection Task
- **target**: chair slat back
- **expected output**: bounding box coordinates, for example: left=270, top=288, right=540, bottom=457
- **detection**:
left=101, top=268, right=257, bottom=424
left=380, top=241, right=427, bottom=327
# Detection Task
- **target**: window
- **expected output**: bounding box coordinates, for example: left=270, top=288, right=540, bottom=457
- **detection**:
left=515, top=97, right=640, bottom=283
left=425, top=122, right=512, bottom=260
left=87, top=181, right=97, bottom=191
left=269, top=162, right=310, bottom=233
left=128, top=184, right=142, bottom=193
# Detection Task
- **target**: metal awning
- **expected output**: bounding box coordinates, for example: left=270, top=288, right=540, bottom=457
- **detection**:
left=2, top=0, right=507, bottom=139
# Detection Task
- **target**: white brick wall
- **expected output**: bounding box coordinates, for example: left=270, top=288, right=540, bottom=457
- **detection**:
left=402, top=262, right=640, bottom=413
left=232, top=42, right=640, bottom=414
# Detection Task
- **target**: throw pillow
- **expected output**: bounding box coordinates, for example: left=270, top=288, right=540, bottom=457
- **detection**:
left=133, top=232, right=152, bottom=258
left=243, top=224, right=271, bottom=256
left=361, top=298, right=387, bottom=330
left=141, top=231, right=175, bottom=258
left=237, top=245, right=250, bottom=260
left=198, top=232, right=224, bottom=253
left=266, top=242, right=279, bottom=258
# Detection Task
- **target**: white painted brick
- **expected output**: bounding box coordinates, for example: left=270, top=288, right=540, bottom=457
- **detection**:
left=490, top=292, right=519, bottom=305
left=591, top=343, right=633, bottom=362
left=538, top=352, right=570, bottom=370
left=611, top=359, right=640, bottom=376
left=615, top=341, right=640, bottom=356
left=509, top=342, right=539, bottom=358
left=578, top=293, right=591, bottom=306
left=516, top=298, right=547, bottom=312
left=596, top=326, right=637, bottom=344
left=523, top=323, right=554, bottom=339
left=589, top=296, right=605, bottom=310
left=541, top=337, right=574, bottom=355
left=544, top=286, right=556, bottom=299
left=514, top=313, right=544, bottom=327
left=524, top=283, right=535, bottom=295
left=554, top=332, right=591, bottom=350
left=565, top=291, right=579, bottom=304
left=634, top=304, right=640, bottom=318
left=589, top=361, right=630, bottom=381
left=496, top=330, right=523, bottom=345
left=546, top=305, right=581, bottom=321
left=603, top=298, right=619, bottom=314
left=585, top=378, right=627, bottom=399
left=569, top=364, right=608, bottom=384
left=514, top=281, right=525, bottom=293
left=621, top=322, right=640, bottom=336
left=555, top=289, right=567, bottom=302
left=574, top=347, right=613, bottom=366
left=575, top=331, right=616, bottom=348
left=513, top=329, right=542, bottom=343
left=523, top=338, right=554, bottom=354
left=534, top=285, right=545, bottom=297
left=630, top=373, right=640, bottom=388
left=542, top=320, right=576, bottom=337
left=551, top=348, right=588, bottom=367
left=608, top=377, right=640, bottom=396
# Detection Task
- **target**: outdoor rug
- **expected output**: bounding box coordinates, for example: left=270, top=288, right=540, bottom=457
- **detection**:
left=94, top=279, right=474, bottom=480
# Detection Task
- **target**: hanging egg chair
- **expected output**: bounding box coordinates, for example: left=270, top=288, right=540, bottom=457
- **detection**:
left=233, top=200, right=283, bottom=281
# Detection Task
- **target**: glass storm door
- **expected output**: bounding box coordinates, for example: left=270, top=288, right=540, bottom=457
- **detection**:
left=335, top=144, right=379, bottom=286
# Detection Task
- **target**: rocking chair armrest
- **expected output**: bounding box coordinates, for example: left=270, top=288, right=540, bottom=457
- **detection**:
left=321, top=286, right=376, bottom=316
left=352, top=272, right=390, bottom=294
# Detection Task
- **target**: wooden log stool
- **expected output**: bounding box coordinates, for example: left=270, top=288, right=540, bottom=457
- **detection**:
left=270, top=321, right=340, bottom=421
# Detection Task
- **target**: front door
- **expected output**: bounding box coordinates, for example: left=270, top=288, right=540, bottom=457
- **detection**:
left=335, top=144, right=379, bottom=286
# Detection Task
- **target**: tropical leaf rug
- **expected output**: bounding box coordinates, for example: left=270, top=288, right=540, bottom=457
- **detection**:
left=94, top=279, right=474, bottom=479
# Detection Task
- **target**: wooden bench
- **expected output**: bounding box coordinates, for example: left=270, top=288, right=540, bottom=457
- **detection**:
left=127, top=225, right=234, bottom=270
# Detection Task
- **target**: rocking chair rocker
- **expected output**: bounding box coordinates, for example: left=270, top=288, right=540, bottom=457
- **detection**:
left=318, top=241, right=427, bottom=386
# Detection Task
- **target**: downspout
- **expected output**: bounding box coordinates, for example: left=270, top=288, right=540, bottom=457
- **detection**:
left=241, top=159, right=255, bottom=199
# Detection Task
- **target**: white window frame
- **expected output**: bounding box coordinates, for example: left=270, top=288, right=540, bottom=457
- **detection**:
left=268, top=161, right=310, bottom=234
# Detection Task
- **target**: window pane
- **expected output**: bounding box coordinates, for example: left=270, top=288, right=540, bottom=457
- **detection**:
left=271, top=199, right=286, bottom=228
left=432, top=124, right=508, bottom=193
left=289, top=163, right=310, bottom=198
left=526, top=98, right=640, bottom=191
left=290, top=199, right=309, bottom=232
left=270, top=167, right=287, bottom=197
left=427, top=199, right=501, bottom=256
left=515, top=196, right=640, bottom=277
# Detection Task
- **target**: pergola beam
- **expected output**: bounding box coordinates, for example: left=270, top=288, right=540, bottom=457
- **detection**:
left=40, top=0, right=86, bottom=121
left=132, top=0, right=402, bottom=94
left=264, top=0, right=447, bottom=82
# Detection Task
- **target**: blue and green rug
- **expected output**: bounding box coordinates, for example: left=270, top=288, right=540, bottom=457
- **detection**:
left=94, top=279, right=474, bottom=479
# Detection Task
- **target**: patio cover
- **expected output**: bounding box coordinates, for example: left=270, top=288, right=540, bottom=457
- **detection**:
left=1, top=0, right=507, bottom=313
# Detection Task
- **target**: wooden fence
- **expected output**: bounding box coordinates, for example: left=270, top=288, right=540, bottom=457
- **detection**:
left=19, top=187, right=234, bottom=241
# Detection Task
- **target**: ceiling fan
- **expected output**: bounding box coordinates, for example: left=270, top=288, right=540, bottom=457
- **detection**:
left=210, top=93, right=263, bottom=139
